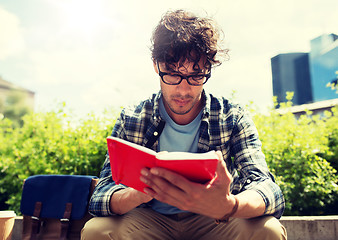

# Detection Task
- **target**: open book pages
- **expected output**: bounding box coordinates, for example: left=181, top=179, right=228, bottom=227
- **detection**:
left=107, top=136, right=218, bottom=160
left=156, top=151, right=218, bottom=160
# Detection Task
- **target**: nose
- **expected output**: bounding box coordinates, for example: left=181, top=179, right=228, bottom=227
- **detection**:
left=176, top=77, right=191, bottom=93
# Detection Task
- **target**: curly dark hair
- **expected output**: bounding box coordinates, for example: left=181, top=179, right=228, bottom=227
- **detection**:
left=151, top=9, right=228, bottom=71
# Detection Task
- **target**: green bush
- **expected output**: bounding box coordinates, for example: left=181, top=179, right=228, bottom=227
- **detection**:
left=253, top=94, right=338, bottom=215
left=1, top=97, right=338, bottom=216
left=0, top=105, right=116, bottom=213
left=321, top=107, right=338, bottom=171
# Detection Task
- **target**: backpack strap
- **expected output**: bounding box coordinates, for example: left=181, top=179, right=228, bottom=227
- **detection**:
left=30, top=201, right=42, bottom=240
left=60, top=202, right=72, bottom=240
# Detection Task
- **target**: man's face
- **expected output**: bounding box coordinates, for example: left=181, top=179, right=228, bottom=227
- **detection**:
left=154, top=58, right=208, bottom=124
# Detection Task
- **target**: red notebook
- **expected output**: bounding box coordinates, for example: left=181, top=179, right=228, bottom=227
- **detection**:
left=107, top=136, right=219, bottom=193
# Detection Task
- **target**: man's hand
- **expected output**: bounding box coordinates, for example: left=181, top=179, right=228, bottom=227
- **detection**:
left=140, top=151, right=236, bottom=219
left=110, top=187, right=153, bottom=215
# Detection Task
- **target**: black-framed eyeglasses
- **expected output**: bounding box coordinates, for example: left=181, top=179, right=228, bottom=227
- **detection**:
left=157, top=62, right=211, bottom=86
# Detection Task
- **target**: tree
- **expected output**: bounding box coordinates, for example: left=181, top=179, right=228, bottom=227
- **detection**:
left=1, top=89, right=31, bottom=128
left=327, top=70, right=338, bottom=94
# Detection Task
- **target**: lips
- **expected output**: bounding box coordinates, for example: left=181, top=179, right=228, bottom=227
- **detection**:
left=173, top=98, right=190, bottom=107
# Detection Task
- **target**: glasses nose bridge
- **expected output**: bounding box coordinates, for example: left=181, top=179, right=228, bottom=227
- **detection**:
left=179, top=75, right=192, bottom=85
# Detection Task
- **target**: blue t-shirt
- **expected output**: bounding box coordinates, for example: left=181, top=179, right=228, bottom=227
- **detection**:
left=149, top=97, right=203, bottom=214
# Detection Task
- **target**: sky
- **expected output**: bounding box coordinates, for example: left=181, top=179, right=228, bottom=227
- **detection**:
left=0, top=0, right=337, bottom=117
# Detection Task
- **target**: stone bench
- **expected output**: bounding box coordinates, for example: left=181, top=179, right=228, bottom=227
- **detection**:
left=11, top=215, right=338, bottom=240
left=280, top=216, right=338, bottom=240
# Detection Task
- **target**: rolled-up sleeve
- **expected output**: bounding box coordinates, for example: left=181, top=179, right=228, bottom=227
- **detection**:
left=88, top=154, right=127, bottom=216
left=250, top=177, right=285, bottom=218
left=88, top=112, right=128, bottom=217
left=231, top=109, right=285, bottom=219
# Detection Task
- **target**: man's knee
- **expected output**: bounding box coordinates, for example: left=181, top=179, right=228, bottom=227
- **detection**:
left=81, top=217, right=119, bottom=240
left=81, top=218, right=97, bottom=240
left=246, top=216, right=287, bottom=240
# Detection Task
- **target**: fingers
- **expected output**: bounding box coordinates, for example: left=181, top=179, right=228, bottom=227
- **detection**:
left=140, top=167, right=196, bottom=205
left=141, top=167, right=190, bottom=193
left=143, top=185, right=186, bottom=209
left=138, top=151, right=233, bottom=214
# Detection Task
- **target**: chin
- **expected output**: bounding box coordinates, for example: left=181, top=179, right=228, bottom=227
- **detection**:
left=170, top=106, right=193, bottom=115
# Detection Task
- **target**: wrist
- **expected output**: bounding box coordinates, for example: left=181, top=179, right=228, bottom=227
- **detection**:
left=215, top=195, right=239, bottom=224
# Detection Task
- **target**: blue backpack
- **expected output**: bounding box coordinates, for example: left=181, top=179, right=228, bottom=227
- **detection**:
left=20, top=175, right=98, bottom=240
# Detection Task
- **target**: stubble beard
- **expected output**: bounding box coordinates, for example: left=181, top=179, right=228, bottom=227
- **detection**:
left=166, top=94, right=198, bottom=115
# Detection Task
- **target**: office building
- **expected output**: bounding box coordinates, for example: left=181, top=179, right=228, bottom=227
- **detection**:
left=271, top=33, right=338, bottom=106
left=271, top=53, right=312, bottom=105
left=309, top=33, right=338, bottom=102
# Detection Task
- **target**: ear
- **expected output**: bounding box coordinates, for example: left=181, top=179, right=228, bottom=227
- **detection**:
left=153, top=61, right=159, bottom=74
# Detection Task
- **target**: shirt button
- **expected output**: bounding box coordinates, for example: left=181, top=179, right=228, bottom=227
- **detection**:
left=247, top=179, right=251, bottom=184
left=154, top=132, right=158, bottom=136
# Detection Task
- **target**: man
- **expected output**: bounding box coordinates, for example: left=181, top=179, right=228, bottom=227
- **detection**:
left=82, top=9, right=287, bottom=240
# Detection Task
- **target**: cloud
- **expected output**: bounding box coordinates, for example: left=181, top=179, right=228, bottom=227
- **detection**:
left=1, top=0, right=337, bottom=116
left=0, top=6, right=25, bottom=60
left=202, top=0, right=338, bottom=109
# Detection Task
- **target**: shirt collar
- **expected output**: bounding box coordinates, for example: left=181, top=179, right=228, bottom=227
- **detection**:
left=202, top=90, right=211, bottom=119
left=153, top=91, right=162, bottom=120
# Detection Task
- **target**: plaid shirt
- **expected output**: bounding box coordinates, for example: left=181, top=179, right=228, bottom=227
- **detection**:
left=88, top=91, right=285, bottom=219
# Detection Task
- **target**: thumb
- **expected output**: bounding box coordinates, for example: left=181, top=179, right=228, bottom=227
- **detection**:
left=211, top=151, right=232, bottom=185
left=156, top=151, right=169, bottom=157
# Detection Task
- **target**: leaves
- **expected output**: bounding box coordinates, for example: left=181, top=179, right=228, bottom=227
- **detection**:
left=0, top=106, right=116, bottom=213
left=253, top=100, right=338, bottom=215
left=1, top=98, right=338, bottom=216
